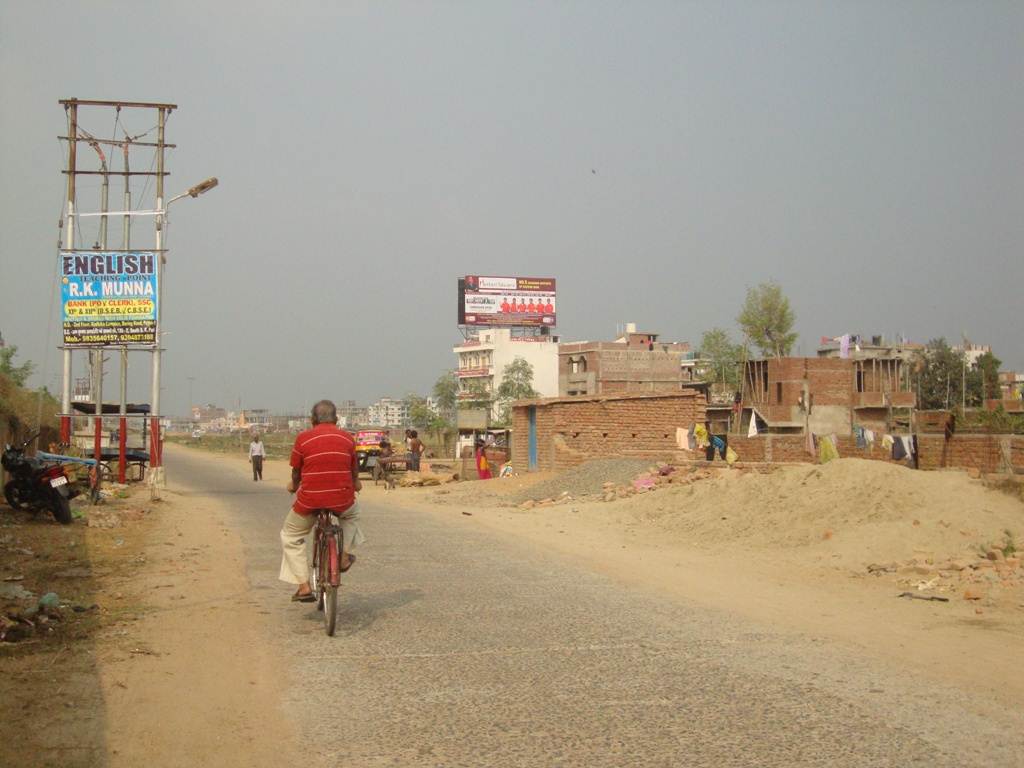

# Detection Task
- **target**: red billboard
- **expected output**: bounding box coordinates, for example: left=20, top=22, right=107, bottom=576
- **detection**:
left=459, top=275, right=557, bottom=328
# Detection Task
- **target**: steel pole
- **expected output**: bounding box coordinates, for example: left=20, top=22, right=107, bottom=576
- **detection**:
left=93, top=351, right=103, bottom=481
left=149, top=107, right=166, bottom=490
left=119, top=349, right=128, bottom=483
left=119, top=158, right=131, bottom=485
left=59, top=103, right=78, bottom=444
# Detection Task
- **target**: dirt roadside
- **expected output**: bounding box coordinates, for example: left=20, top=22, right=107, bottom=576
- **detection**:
left=395, top=462, right=1024, bottom=711
left=160, top=444, right=1024, bottom=711
left=0, top=474, right=296, bottom=767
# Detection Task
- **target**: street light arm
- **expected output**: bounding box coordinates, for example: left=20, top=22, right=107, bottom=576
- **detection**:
left=165, top=176, right=219, bottom=211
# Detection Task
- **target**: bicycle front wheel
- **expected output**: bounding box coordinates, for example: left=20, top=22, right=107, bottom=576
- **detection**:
left=323, top=585, right=338, bottom=636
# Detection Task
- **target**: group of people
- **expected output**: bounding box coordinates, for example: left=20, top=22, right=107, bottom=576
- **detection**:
left=499, top=297, right=554, bottom=314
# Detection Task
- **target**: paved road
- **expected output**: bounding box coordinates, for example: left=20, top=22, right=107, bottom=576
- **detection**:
left=168, top=448, right=1022, bottom=768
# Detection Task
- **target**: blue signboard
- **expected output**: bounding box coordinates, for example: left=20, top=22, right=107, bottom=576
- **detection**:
left=60, top=251, right=159, bottom=346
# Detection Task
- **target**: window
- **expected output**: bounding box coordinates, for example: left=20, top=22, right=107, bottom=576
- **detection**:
left=776, top=382, right=783, bottom=404
left=856, top=369, right=864, bottom=393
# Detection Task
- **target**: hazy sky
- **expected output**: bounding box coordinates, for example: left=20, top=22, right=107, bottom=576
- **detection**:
left=2, top=1, right=1021, bottom=415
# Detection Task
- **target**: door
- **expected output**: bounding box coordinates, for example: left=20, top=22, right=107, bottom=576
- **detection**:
left=528, top=406, right=537, bottom=471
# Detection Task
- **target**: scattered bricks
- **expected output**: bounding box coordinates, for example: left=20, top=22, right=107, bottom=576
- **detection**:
left=948, top=559, right=972, bottom=571
left=602, top=492, right=616, bottom=503
left=898, top=564, right=935, bottom=577
left=1006, top=557, right=1021, bottom=571
left=867, top=562, right=898, bottom=574
left=963, top=585, right=987, bottom=600
left=967, top=468, right=982, bottom=479
left=518, top=500, right=536, bottom=510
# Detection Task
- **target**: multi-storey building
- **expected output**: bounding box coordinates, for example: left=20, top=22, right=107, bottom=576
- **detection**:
left=558, top=324, right=692, bottom=397
left=453, top=328, right=559, bottom=420
left=742, top=355, right=916, bottom=435
left=366, top=397, right=409, bottom=428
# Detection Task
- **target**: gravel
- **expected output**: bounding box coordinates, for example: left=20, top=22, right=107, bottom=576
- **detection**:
left=511, top=458, right=653, bottom=504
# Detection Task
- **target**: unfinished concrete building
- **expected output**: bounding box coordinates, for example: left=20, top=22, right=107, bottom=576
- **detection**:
left=559, top=325, right=692, bottom=397
left=741, top=356, right=916, bottom=435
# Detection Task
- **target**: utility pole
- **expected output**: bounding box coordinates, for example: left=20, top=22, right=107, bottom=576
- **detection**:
left=119, top=133, right=131, bottom=484
left=57, top=99, right=214, bottom=498
left=961, top=333, right=967, bottom=413
left=150, top=105, right=167, bottom=493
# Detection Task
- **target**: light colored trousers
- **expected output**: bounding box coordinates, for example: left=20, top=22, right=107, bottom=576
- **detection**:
left=278, top=503, right=365, bottom=585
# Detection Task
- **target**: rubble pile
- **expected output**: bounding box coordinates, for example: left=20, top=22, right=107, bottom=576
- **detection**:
left=867, top=544, right=1022, bottom=601
left=516, top=464, right=719, bottom=509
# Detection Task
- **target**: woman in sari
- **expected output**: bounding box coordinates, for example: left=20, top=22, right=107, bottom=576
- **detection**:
left=475, top=438, right=492, bottom=480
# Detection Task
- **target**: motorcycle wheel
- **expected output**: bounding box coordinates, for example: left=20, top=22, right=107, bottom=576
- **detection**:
left=50, top=492, right=72, bottom=525
left=3, top=481, right=25, bottom=510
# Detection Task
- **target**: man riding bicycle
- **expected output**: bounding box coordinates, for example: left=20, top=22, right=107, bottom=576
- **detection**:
left=280, top=399, right=364, bottom=602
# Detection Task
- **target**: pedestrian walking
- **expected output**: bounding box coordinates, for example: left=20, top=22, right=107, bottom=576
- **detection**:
left=249, top=433, right=266, bottom=481
left=409, top=430, right=424, bottom=472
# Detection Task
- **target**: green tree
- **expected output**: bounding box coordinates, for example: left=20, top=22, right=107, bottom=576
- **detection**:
left=0, top=345, right=34, bottom=387
left=495, top=357, right=538, bottom=424
left=697, top=328, right=746, bottom=390
left=496, top=357, right=538, bottom=402
left=405, top=395, right=434, bottom=430
left=975, top=350, right=1002, bottom=401
left=915, top=339, right=983, bottom=410
left=460, top=379, right=492, bottom=412
left=432, top=370, right=458, bottom=421
left=737, top=281, right=797, bottom=358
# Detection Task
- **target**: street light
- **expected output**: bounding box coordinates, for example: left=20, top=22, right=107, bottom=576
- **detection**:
left=167, top=176, right=219, bottom=207
left=150, top=177, right=218, bottom=490
left=76, top=178, right=218, bottom=219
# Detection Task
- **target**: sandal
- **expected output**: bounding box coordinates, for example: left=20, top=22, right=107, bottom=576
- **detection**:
left=340, top=554, right=356, bottom=573
left=291, top=589, right=316, bottom=603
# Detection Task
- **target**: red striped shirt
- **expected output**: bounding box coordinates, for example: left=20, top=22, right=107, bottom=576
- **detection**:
left=290, top=424, right=357, bottom=515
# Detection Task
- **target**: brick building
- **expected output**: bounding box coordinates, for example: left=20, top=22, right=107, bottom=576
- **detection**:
left=741, top=357, right=916, bottom=435
left=511, top=391, right=706, bottom=472
left=559, top=325, right=693, bottom=397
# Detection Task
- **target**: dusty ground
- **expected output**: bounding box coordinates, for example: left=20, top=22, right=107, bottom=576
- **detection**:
left=168, top=443, right=1024, bottom=708
left=11, top=442, right=1020, bottom=765
left=0, top=478, right=295, bottom=768
left=388, top=458, right=1024, bottom=709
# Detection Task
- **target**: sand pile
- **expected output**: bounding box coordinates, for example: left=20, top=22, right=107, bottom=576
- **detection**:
left=622, top=459, right=1024, bottom=567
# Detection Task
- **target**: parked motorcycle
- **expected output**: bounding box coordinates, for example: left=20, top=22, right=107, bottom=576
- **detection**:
left=2, top=434, right=80, bottom=525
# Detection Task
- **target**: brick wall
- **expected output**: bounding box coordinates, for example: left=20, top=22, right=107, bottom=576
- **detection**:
left=512, top=397, right=1024, bottom=475
left=513, top=392, right=706, bottom=471
left=805, top=359, right=854, bottom=406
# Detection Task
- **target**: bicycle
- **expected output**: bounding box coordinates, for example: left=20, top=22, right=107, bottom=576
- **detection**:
left=308, top=509, right=344, bottom=636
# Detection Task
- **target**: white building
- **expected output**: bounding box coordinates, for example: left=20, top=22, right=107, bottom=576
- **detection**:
left=367, top=397, right=409, bottom=427
left=953, top=343, right=992, bottom=367
left=453, top=328, right=559, bottom=419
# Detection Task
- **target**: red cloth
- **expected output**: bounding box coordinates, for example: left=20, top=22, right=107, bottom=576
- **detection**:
left=290, top=424, right=357, bottom=515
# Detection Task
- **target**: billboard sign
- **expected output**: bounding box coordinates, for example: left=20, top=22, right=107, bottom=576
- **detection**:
left=460, top=275, right=556, bottom=327
left=60, top=251, right=159, bottom=346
